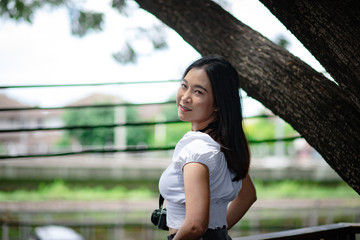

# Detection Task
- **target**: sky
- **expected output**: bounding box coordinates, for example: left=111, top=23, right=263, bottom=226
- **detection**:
left=0, top=0, right=325, bottom=117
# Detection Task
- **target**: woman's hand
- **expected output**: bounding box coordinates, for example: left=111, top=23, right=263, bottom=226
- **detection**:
left=173, top=162, right=210, bottom=240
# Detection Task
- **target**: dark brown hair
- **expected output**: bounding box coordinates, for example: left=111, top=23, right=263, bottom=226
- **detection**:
left=183, top=56, right=250, bottom=181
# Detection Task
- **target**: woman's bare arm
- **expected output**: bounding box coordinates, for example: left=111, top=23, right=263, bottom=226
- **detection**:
left=173, top=162, right=210, bottom=240
left=226, top=174, right=257, bottom=230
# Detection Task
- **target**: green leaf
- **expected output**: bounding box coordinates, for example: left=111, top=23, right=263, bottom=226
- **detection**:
left=70, top=9, right=104, bottom=37
left=112, top=43, right=137, bottom=64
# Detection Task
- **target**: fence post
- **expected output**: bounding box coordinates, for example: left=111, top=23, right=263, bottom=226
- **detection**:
left=2, top=221, right=9, bottom=240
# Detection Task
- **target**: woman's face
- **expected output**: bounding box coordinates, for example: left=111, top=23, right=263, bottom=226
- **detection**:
left=177, top=67, right=218, bottom=131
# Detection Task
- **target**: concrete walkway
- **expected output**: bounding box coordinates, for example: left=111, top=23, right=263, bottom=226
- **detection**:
left=0, top=153, right=342, bottom=181
left=1, top=198, right=359, bottom=213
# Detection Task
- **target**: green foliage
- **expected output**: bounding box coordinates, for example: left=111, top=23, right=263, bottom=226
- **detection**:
left=0, top=0, right=105, bottom=37
left=111, top=0, right=127, bottom=13
left=61, top=107, right=115, bottom=147
left=0, top=0, right=168, bottom=64
left=254, top=180, right=359, bottom=199
left=0, top=0, right=65, bottom=22
left=274, top=34, right=291, bottom=49
left=125, top=106, right=154, bottom=146
left=125, top=101, right=187, bottom=147
left=161, top=100, right=189, bottom=146
left=165, top=123, right=190, bottom=146
left=0, top=180, right=357, bottom=202
left=112, top=43, right=137, bottom=64
left=70, top=10, right=104, bottom=37
left=245, top=116, right=297, bottom=141
left=112, top=25, right=168, bottom=64
left=0, top=180, right=155, bottom=201
left=245, top=118, right=275, bottom=141
left=126, top=126, right=154, bottom=147
left=0, top=142, right=5, bottom=154
left=143, top=24, right=169, bottom=50
left=244, top=114, right=299, bottom=155
left=161, top=100, right=178, bottom=120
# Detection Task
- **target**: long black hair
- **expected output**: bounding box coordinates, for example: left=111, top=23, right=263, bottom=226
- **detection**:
left=182, top=56, right=250, bottom=181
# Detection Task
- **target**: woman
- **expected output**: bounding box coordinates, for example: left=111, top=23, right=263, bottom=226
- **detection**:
left=159, top=56, right=257, bottom=240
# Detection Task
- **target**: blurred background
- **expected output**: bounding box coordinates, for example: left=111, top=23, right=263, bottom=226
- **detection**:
left=0, top=0, right=359, bottom=239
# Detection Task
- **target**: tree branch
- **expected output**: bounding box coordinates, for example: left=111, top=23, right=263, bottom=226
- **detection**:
left=259, top=0, right=360, bottom=111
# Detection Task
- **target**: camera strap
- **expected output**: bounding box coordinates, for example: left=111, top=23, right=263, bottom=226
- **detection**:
left=159, top=194, right=165, bottom=209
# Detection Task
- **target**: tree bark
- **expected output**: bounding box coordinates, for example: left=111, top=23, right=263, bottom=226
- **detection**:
left=259, top=0, right=360, bottom=112
left=134, top=0, right=360, bottom=194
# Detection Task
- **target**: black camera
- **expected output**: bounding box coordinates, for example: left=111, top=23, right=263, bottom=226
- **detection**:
left=151, top=207, right=168, bottom=230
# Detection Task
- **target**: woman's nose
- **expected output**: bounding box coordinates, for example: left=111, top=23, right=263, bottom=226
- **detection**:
left=182, top=90, right=191, bottom=102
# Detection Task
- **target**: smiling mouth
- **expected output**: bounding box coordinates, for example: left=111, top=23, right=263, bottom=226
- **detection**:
left=179, top=104, right=192, bottom=112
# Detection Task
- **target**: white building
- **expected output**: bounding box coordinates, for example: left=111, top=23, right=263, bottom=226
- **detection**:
left=0, top=93, right=125, bottom=156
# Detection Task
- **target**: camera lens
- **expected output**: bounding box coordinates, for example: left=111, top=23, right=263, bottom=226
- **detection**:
left=151, top=209, right=160, bottom=226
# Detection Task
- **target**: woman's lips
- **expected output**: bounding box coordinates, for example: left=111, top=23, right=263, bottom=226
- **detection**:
left=179, top=104, right=192, bottom=112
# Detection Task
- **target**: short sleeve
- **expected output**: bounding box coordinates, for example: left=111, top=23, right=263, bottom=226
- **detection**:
left=176, top=136, right=219, bottom=176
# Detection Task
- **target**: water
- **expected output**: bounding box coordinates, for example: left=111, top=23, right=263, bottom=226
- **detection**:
left=1, top=199, right=359, bottom=240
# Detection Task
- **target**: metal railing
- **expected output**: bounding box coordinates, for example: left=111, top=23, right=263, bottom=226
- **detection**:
left=235, top=222, right=360, bottom=240
left=2, top=219, right=359, bottom=240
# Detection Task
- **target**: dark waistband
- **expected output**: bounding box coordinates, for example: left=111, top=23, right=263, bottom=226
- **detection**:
left=167, top=233, right=176, bottom=240
left=167, top=226, right=230, bottom=240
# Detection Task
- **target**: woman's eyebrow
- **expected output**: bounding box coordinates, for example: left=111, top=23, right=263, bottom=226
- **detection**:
left=182, top=79, right=208, bottom=93
left=195, top=84, right=208, bottom=93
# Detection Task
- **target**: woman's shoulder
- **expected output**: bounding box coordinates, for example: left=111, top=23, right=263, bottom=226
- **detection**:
left=175, top=131, right=221, bottom=160
left=180, top=131, right=218, bottom=146
left=174, top=131, right=223, bottom=175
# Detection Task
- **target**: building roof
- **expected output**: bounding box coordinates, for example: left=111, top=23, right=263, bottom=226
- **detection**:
left=67, top=93, right=124, bottom=106
left=0, top=94, right=40, bottom=118
left=0, top=94, right=30, bottom=109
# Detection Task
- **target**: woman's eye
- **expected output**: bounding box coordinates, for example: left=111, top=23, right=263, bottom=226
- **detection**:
left=181, top=83, right=187, bottom=88
left=195, top=90, right=203, bottom=95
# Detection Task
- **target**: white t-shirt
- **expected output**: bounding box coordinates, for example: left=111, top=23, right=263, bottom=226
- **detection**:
left=159, top=131, right=242, bottom=229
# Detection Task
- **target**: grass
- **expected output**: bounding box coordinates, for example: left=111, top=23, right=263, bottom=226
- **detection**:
left=0, top=179, right=358, bottom=202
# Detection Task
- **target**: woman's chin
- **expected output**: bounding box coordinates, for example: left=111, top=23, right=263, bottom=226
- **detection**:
left=177, top=113, right=189, bottom=122
left=178, top=116, right=187, bottom=121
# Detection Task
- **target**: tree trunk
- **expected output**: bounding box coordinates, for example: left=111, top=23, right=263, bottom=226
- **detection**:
left=259, top=0, right=360, bottom=112
left=134, top=0, right=360, bottom=194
